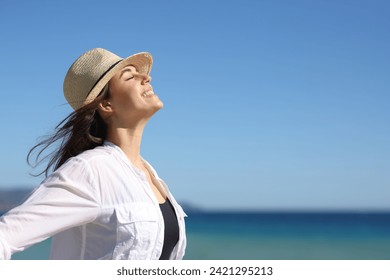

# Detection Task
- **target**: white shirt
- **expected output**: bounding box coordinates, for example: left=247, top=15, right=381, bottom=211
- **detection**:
left=0, top=141, right=187, bottom=260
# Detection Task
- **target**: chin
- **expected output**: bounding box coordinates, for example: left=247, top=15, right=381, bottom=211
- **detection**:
left=155, top=100, right=164, bottom=110
left=148, top=101, right=163, bottom=116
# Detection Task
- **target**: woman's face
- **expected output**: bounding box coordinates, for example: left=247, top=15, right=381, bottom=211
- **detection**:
left=104, top=65, right=163, bottom=127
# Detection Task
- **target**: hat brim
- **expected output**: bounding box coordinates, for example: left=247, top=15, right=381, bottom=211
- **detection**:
left=83, top=52, right=153, bottom=108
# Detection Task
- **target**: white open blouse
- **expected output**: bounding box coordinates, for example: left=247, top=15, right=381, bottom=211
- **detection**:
left=0, top=141, right=187, bottom=260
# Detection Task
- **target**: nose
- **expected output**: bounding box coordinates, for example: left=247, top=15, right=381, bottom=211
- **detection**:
left=140, top=73, right=151, bottom=85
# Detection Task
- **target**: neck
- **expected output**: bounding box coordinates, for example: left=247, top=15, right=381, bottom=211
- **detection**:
left=106, top=122, right=147, bottom=168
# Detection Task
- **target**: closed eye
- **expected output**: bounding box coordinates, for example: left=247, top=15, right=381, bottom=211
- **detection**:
left=120, top=67, right=137, bottom=80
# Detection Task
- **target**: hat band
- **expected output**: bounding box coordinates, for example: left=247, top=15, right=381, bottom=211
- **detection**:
left=88, top=59, right=123, bottom=98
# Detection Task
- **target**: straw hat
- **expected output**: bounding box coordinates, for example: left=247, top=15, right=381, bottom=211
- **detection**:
left=63, top=48, right=153, bottom=110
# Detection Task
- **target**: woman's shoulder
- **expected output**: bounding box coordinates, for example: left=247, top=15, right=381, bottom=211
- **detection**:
left=76, top=145, right=113, bottom=161
left=58, top=145, right=115, bottom=172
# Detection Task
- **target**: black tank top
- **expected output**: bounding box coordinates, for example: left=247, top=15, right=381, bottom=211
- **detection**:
left=159, top=199, right=179, bottom=260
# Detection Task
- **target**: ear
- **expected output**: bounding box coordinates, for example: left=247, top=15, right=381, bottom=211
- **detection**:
left=97, top=99, right=113, bottom=118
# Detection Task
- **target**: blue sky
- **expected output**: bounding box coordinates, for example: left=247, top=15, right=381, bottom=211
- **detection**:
left=0, top=0, right=389, bottom=211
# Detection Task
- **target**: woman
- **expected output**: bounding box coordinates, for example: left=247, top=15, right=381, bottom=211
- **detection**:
left=0, top=48, right=187, bottom=260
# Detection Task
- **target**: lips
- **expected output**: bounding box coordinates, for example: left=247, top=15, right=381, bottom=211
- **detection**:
left=142, top=87, right=154, bottom=97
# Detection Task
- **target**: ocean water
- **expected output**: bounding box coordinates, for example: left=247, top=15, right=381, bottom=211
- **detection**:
left=6, top=212, right=390, bottom=260
left=184, top=212, right=390, bottom=260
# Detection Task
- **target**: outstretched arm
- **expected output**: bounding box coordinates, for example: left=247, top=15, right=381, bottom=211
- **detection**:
left=0, top=157, right=100, bottom=260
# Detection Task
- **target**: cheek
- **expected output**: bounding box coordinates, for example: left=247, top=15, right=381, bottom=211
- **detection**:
left=110, top=84, right=138, bottom=106
left=114, top=92, right=146, bottom=113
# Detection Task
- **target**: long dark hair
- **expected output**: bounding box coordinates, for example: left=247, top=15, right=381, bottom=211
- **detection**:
left=27, top=86, right=110, bottom=177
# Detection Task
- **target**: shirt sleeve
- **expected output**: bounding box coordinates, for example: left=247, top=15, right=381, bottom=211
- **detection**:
left=0, top=157, right=100, bottom=260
